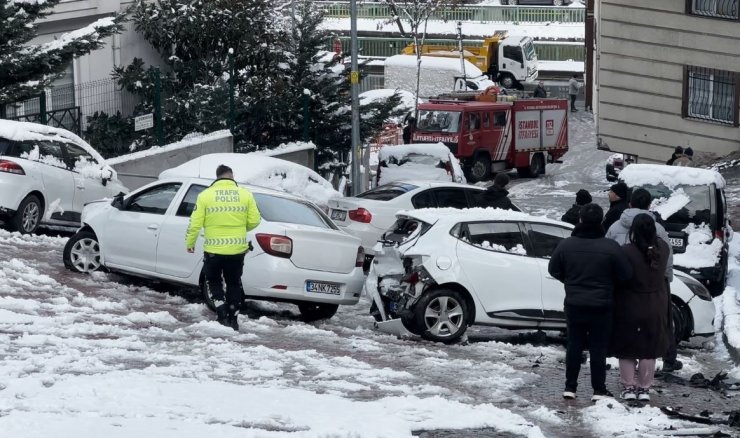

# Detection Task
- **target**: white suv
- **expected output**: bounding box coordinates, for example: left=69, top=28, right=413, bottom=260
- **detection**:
left=367, top=208, right=716, bottom=344
left=0, top=120, right=127, bottom=233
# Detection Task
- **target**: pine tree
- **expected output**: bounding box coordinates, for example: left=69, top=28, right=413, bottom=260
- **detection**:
left=0, top=0, right=124, bottom=104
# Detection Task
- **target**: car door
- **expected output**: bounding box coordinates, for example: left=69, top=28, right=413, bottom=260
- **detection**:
left=155, top=183, right=207, bottom=278
left=525, top=222, right=572, bottom=322
left=455, top=221, right=543, bottom=320
left=103, top=182, right=183, bottom=271
left=63, top=142, right=111, bottom=215
left=26, top=140, right=75, bottom=220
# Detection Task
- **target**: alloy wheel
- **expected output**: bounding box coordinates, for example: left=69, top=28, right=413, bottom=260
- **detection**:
left=22, top=202, right=40, bottom=233
left=69, top=238, right=101, bottom=273
left=423, top=296, right=465, bottom=338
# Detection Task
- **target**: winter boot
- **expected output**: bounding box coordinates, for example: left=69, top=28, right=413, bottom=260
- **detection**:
left=215, top=304, right=229, bottom=326
left=226, top=305, right=239, bottom=331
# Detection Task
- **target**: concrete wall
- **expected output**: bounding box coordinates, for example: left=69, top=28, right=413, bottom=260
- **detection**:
left=596, top=0, right=740, bottom=162
left=109, top=132, right=234, bottom=190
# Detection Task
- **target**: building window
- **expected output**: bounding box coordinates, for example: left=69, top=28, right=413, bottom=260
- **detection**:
left=687, top=0, right=740, bottom=20
left=683, top=66, right=739, bottom=126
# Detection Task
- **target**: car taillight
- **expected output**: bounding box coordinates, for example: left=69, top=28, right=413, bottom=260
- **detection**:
left=356, top=246, right=364, bottom=267
left=349, top=208, right=372, bottom=223
left=0, top=160, right=25, bottom=175
left=256, top=234, right=293, bottom=258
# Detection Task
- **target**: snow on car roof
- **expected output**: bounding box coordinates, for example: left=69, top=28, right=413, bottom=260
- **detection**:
left=378, top=143, right=452, bottom=161
left=158, top=153, right=340, bottom=206
left=619, top=164, right=725, bottom=189
left=385, top=54, right=485, bottom=78
left=360, top=88, right=418, bottom=110
left=0, top=119, right=105, bottom=164
left=399, top=207, right=570, bottom=227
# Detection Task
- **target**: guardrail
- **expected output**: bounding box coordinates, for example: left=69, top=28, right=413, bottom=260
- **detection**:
left=327, top=37, right=585, bottom=62
left=322, top=2, right=585, bottom=23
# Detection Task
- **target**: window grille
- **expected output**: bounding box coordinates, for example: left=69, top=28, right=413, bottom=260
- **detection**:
left=689, top=0, right=739, bottom=20
left=684, top=66, right=738, bottom=125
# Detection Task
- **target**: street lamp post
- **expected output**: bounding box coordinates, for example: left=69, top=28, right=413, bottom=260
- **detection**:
left=349, top=0, right=362, bottom=195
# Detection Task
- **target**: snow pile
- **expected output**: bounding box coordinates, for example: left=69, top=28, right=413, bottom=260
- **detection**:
left=159, top=153, right=340, bottom=207
left=674, top=223, right=723, bottom=269
left=360, top=88, right=418, bottom=114
left=720, top=238, right=740, bottom=352
left=38, top=17, right=117, bottom=53
left=377, top=143, right=463, bottom=185
left=384, top=55, right=494, bottom=98
left=619, top=164, right=726, bottom=188
left=401, top=207, right=569, bottom=228
left=470, top=239, right=528, bottom=256
left=107, top=130, right=232, bottom=165
left=582, top=400, right=713, bottom=437
left=378, top=143, right=451, bottom=162
left=650, top=187, right=690, bottom=220
left=251, top=141, right=316, bottom=157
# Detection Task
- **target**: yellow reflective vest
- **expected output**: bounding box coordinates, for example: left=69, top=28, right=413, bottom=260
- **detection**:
left=185, top=179, right=261, bottom=255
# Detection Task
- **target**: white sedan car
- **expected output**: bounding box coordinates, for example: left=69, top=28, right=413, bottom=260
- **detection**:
left=367, top=208, right=716, bottom=343
left=327, top=180, right=518, bottom=259
left=0, top=120, right=127, bottom=234
left=63, top=177, right=364, bottom=321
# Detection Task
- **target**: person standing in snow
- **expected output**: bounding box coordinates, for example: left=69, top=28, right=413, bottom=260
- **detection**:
left=666, top=146, right=684, bottom=166
left=480, top=173, right=515, bottom=210
left=602, top=182, right=629, bottom=231
left=533, top=81, right=548, bottom=98
left=606, top=188, right=682, bottom=372
left=548, top=203, right=633, bottom=401
left=568, top=74, right=580, bottom=112
left=186, top=164, right=261, bottom=331
left=673, top=147, right=694, bottom=167
left=611, top=214, right=671, bottom=402
left=402, top=116, right=416, bottom=144
left=561, top=189, right=592, bottom=225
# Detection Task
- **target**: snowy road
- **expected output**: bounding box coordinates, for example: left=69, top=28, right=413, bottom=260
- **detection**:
left=1, top=114, right=739, bottom=437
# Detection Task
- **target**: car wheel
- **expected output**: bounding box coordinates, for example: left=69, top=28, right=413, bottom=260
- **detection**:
left=671, top=301, right=688, bottom=343
left=499, top=73, right=516, bottom=89
left=413, top=288, right=469, bottom=343
left=298, top=303, right=339, bottom=321
left=63, top=231, right=103, bottom=274
left=517, top=153, right=545, bottom=178
left=12, top=194, right=43, bottom=234
left=464, top=153, right=492, bottom=183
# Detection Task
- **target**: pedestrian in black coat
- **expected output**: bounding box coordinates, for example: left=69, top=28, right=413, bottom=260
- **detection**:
left=548, top=203, right=633, bottom=401
left=561, top=189, right=592, bottom=225
left=666, top=146, right=683, bottom=166
left=481, top=173, right=515, bottom=210
left=533, top=81, right=547, bottom=98
left=611, top=214, right=671, bottom=402
left=602, top=182, right=629, bottom=231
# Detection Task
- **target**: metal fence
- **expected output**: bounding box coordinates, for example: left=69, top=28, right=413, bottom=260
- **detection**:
left=322, top=2, right=585, bottom=23
left=327, top=37, right=585, bottom=62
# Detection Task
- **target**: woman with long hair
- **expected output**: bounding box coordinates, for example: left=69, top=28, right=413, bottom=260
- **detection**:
left=611, top=213, right=671, bottom=402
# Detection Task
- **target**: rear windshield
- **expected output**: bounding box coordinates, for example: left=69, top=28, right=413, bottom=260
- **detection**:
left=356, top=183, right=419, bottom=201
left=0, top=138, right=36, bottom=157
left=643, top=184, right=712, bottom=227
left=254, top=193, right=336, bottom=230
left=382, top=153, right=444, bottom=167
left=382, top=217, right=432, bottom=244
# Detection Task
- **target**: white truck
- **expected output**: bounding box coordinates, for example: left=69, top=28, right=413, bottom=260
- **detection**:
left=384, top=55, right=496, bottom=99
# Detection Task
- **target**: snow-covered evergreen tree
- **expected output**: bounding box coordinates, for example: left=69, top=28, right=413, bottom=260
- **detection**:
left=0, top=0, right=123, bottom=104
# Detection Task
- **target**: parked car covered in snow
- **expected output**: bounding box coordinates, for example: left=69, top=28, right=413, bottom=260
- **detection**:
left=0, top=120, right=128, bottom=234
left=375, top=143, right=465, bottom=187
left=367, top=208, right=715, bottom=344
left=619, top=164, right=731, bottom=296
left=327, top=180, right=517, bottom=263
left=63, top=177, right=364, bottom=321
left=159, top=153, right=340, bottom=209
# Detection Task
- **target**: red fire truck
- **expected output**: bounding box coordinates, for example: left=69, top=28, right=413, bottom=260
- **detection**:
left=410, top=91, right=569, bottom=182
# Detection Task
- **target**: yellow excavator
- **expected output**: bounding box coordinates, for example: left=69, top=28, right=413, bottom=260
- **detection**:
left=401, top=31, right=538, bottom=89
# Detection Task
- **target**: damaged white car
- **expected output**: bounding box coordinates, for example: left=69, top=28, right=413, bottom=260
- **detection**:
left=366, top=208, right=716, bottom=344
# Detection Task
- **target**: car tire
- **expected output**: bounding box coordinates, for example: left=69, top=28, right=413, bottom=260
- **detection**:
left=671, top=300, right=689, bottom=343
left=63, top=231, right=103, bottom=274
left=517, top=153, right=545, bottom=178
left=11, top=194, right=43, bottom=234
left=298, top=303, right=339, bottom=322
left=464, top=153, right=492, bottom=183
left=413, top=288, right=469, bottom=343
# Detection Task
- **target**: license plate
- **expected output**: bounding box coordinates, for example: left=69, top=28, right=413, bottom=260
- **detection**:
left=669, top=238, right=684, bottom=248
left=330, top=209, right=347, bottom=221
left=306, top=281, right=341, bottom=295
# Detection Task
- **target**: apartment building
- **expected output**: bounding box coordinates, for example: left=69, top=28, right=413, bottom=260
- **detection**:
left=594, top=0, right=740, bottom=162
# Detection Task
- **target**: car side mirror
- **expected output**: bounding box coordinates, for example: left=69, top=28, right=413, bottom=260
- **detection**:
left=111, top=192, right=125, bottom=210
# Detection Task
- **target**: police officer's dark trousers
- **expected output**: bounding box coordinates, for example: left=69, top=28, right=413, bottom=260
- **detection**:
left=204, top=252, right=245, bottom=317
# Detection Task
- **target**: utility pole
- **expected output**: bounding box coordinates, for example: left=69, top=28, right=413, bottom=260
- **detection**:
left=456, top=21, right=467, bottom=91
left=350, top=0, right=362, bottom=195
left=585, top=0, right=595, bottom=111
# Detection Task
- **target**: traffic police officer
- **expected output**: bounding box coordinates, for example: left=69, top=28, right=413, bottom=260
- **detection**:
left=186, top=164, right=261, bottom=330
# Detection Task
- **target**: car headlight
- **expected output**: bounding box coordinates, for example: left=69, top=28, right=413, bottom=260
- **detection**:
left=677, top=273, right=712, bottom=301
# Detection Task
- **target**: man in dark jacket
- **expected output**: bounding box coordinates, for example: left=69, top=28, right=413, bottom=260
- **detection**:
left=481, top=173, right=515, bottom=210
left=548, top=203, right=633, bottom=401
left=533, top=81, right=547, bottom=98
left=602, top=182, right=629, bottom=231
left=561, top=189, right=592, bottom=225
left=666, top=146, right=683, bottom=166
